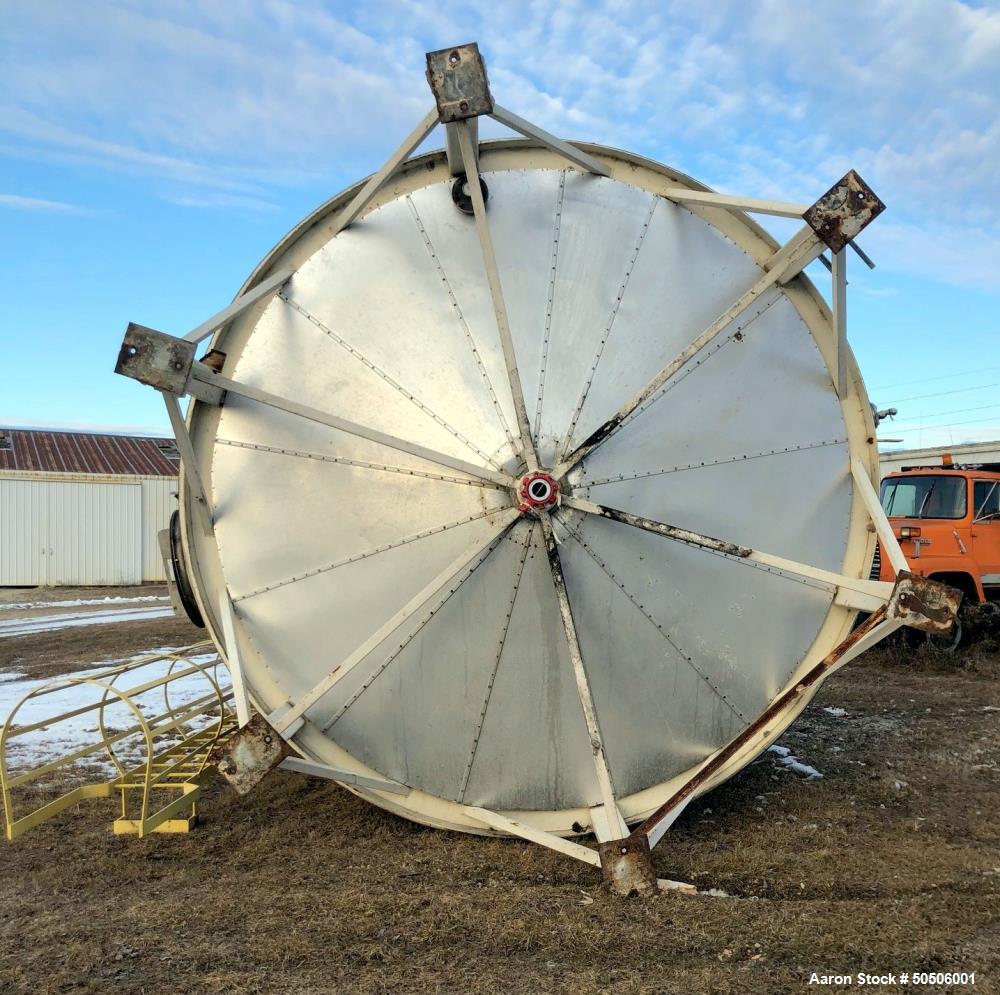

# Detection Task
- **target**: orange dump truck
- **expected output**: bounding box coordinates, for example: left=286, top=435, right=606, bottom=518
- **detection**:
left=873, top=460, right=1000, bottom=643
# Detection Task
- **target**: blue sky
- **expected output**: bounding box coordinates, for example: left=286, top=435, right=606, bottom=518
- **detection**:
left=1, top=0, right=998, bottom=451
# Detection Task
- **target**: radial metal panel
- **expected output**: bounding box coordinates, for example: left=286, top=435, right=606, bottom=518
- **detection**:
left=181, top=140, right=877, bottom=835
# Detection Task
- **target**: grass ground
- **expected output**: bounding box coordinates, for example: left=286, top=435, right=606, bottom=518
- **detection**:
left=0, top=588, right=997, bottom=993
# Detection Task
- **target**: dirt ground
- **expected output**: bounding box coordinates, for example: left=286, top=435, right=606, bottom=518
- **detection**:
left=0, top=584, right=205, bottom=681
left=0, top=588, right=997, bottom=994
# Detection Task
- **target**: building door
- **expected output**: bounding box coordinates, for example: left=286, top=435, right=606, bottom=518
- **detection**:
left=0, top=478, right=49, bottom=585
left=0, top=478, right=142, bottom=586
left=46, top=480, right=142, bottom=585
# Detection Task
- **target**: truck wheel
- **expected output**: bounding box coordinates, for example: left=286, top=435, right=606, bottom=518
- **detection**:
left=925, top=616, right=962, bottom=653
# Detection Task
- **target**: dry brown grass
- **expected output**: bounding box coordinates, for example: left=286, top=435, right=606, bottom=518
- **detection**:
left=0, top=597, right=997, bottom=994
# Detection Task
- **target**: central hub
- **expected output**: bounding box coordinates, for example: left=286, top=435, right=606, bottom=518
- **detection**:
left=518, top=470, right=560, bottom=514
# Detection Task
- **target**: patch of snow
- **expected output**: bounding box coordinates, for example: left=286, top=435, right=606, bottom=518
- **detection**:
left=768, top=745, right=823, bottom=779
left=823, top=706, right=848, bottom=717
left=0, top=647, right=228, bottom=776
left=699, top=888, right=732, bottom=898
left=0, top=595, right=169, bottom=612
left=0, top=606, right=174, bottom=637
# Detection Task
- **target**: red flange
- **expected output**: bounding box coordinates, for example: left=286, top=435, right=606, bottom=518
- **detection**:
left=518, top=471, right=560, bottom=513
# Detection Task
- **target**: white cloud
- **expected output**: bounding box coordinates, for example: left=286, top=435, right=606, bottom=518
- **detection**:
left=0, top=0, right=997, bottom=285
left=0, top=193, right=90, bottom=214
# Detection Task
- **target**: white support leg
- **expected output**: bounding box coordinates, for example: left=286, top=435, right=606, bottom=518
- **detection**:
left=455, top=119, right=540, bottom=472
left=832, top=249, right=848, bottom=399
left=197, top=368, right=515, bottom=489
left=332, top=107, right=441, bottom=236
left=464, top=807, right=601, bottom=867
left=162, top=394, right=213, bottom=536
left=279, top=756, right=410, bottom=796
left=218, top=590, right=252, bottom=728
left=490, top=104, right=610, bottom=177
left=183, top=267, right=294, bottom=345
left=851, top=457, right=908, bottom=573
left=556, top=227, right=824, bottom=476
left=273, top=510, right=518, bottom=733
left=562, top=496, right=893, bottom=608
left=539, top=513, right=622, bottom=821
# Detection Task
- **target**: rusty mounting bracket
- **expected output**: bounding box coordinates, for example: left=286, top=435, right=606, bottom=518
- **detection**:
left=598, top=834, right=658, bottom=898
left=212, top=713, right=292, bottom=796
left=887, top=570, right=963, bottom=634
left=426, top=43, right=494, bottom=122
left=803, top=170, right=886, bottom=253
left=115, top=324, right=224, bottom=405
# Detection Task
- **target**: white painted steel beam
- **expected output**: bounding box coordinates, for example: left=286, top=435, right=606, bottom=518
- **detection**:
left=218, top=590, right=252, bottom=727
left=445, top=119, right=476, bottom=176
left=490, top=104, right=610, bottom=177
left=456, top=120, right=540, bottom=472
left=555, top=227, right=824, bottom=476
left=183, top=268, right=295, bottom=345
left=194, top=368, right=516, bottom=489
left=465, top=806, right=601, bottom=866
left=273, top=510, right=519, bottom=733
left=539, top=513, right=623, bottom=825
left=832, top=250, right=848, bottom=399
left=562, top=496, right=893, bottom=606
left=279, top=756, right=410, bottom=795
left=162, top=394, right=213, bottom=536
left=662, top=188, right=809, bottom=218
left=332, top=107, right=441, bottom=236
left=851, top=457, right=909, bottom=574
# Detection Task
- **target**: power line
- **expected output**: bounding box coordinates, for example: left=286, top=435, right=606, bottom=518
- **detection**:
left=886, top=382, right=1000, bottom=403
left=886, top=402, right=1000, bottom=421
left=887, top=415, right=1000, bottom=431
left=870, top=364, right=1000, bottom=392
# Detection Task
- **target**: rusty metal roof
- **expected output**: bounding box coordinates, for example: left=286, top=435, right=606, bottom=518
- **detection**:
left=0, top=428, right=179, bottom=477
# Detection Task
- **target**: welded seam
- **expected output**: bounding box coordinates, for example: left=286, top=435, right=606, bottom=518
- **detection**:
left=623, top=290, right=782, bottom=427
left=233, top=510, right=499, bottom=604
left=533, top=171, right=566, bottom=442
left=576, top=437, right=849, bottom=489
left=554, top=513, right=749, bottom=724
left=558, top=196, right=659, bottom=461
left=323, top=529, right=512, bottom=731
left=458, top=523, right=534, bottom=801
left=575, top=289, right=783, bottom=471
left=280, top=292, right=503, bottom=471
left=406, top=195, right=518, bottom=455
left=213, top=438, right=502, bottom=489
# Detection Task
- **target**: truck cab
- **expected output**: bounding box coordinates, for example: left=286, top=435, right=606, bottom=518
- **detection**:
left=875, top=463, right=1000, bottom=604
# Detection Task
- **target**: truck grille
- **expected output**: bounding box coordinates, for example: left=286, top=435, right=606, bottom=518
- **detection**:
left=869, top=541, right=882, bottom=581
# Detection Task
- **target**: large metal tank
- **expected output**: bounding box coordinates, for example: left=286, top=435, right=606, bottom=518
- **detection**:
left=114, top=45, right=957, bottom=889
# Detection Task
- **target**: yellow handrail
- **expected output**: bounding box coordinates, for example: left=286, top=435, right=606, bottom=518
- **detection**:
left=1, top=642, right=236, bottom=840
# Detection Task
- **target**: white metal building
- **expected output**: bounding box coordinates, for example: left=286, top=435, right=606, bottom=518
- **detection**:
left=880, top=439, right=1000, bottom=476
left=0, top=428, right=179, bottom=586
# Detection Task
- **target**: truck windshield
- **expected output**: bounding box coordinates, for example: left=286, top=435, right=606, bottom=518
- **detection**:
left=880, top=475, right=967, bottom=519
